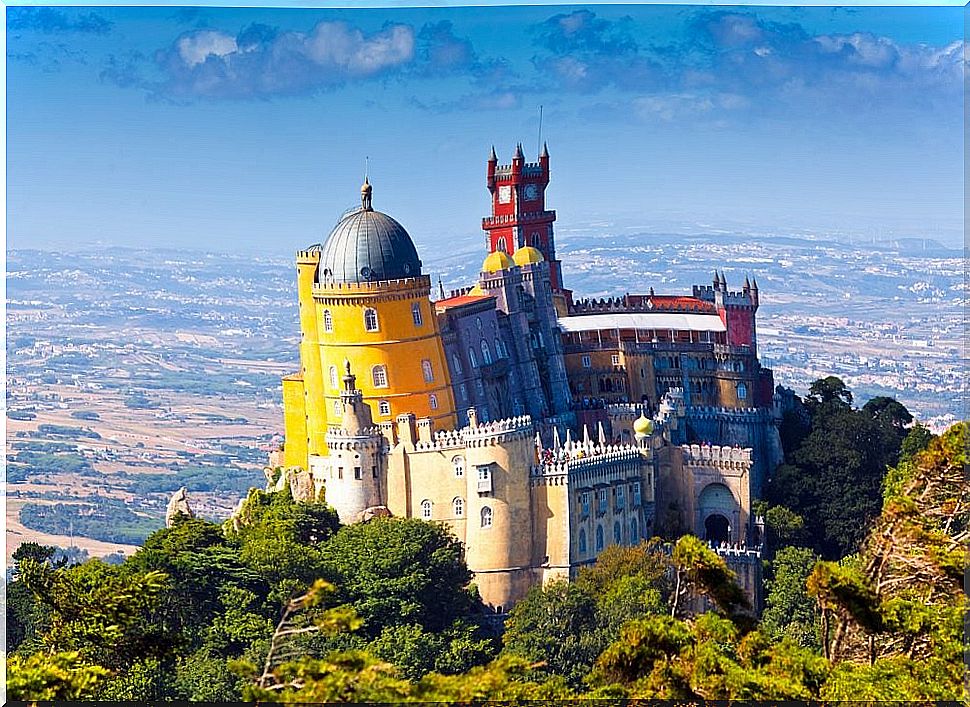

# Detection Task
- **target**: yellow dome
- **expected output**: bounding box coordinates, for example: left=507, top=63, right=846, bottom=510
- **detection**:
left=482, top=250, right=513, bottom=273
left=633, top=414, right=653, bottom=436
left=512, top=246, right=544, bottom=266
left=468, top=284, right=485, bottom=296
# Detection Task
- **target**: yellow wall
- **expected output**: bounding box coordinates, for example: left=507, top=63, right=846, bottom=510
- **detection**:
left=282, top=375, right=308, bottom=468
left=314, top=275, right=457, bottom=430
left=297, top=251, right=329, bottom=461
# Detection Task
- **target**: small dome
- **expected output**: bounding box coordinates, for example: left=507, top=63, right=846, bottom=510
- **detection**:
left=512, top=246, right=544, bottom=266
left=468, top=283, right=485, bottom=296
left=317, top=181, right=421, bottom=285
left=633, top=414, right=653, bottom=436
left=482, top=250, right=513, bottom=273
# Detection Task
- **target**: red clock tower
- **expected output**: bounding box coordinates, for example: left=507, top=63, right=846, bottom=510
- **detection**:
left=483, top=142, right=564, bottom=291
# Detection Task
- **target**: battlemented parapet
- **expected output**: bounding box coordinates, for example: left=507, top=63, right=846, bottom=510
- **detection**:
left=530, top=431, right=656, bottom=584
left=680, top=442, right=754, bottom=546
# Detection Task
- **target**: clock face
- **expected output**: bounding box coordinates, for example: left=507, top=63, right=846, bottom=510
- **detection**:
left=498, top=185, right=511, bottom=204
left=524, top=184, right=539, bottom=201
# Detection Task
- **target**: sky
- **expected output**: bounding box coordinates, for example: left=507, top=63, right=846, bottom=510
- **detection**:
left=6, top=3, right=965, bottom=255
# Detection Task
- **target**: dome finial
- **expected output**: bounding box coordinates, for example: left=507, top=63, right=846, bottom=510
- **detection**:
left=361, top=177, right=373, bottom=211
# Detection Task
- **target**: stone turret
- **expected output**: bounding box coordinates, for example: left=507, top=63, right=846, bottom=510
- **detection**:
left=321, top=362, right=388, bottom=523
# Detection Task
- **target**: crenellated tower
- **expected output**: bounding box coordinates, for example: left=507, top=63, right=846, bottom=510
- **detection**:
left=319, top=362, right=387, bottom=523
left=484, top=143, right=563, bottom=291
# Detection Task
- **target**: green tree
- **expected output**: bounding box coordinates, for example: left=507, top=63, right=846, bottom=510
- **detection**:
left=767, top=379, right=911, bottom=559
left=7, top=542, right=58, bottom=654
left=806, top=376, right=853, bottom=410
left=898, top=421, right=934, bottom=463
left=226, top=486, right=341, bottom=600
left=502, top=540, right=670, bottom=687
left=670, top=535, right=750, bottom=624
left=124, top=515, right=268, bottom=651
left=18, top=558, right=170, bottom=671
left=761, top=546, right=820, bottom=649
left=318, top=517, right=478, bottom=634
left=7, top=651, right=110, bottom=701
left=502, top=580, right=601, bottom=687
left=763, top=504, right=806, bottom=546
left=806, top=424, right=967, bottom=700
left=590, top=613, right=829, bottom=700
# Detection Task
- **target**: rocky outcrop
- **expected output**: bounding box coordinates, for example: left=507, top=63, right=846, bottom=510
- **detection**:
left=165, top=486, right=194, bottom=527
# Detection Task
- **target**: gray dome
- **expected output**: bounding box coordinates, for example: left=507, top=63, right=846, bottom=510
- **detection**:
left=317, top=180, right=422, bottom=285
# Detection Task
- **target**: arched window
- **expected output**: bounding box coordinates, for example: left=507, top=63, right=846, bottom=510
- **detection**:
left=372, top=365, right=388, bottom=388
left=453, top=497, right=464, bottom=518
left=578, top=529, right=587, bottom=554
left=468, top=347, right=478, bottom=368
left=497, top=237, right=507, bottom=254
left=323, top=309, right=333, bottom=333
left=411, top=303, right=423, bottom=327
left=429, top=393, right=438, bottom=410
left=613, top=520, right=622, bottom=545
left=595, top=525, right=604, bottom=551
left=452, top=353, right=463, bottom=375
left=333, top=400, right=341, bottom=416
left=378, top=400, right=391, bottom=416
left=420, top=499, right=432, bottom=520
left=480, top=506, right=493, bottom=528
left=737, top=382, right=748, bottom=401
left=329, top=366, right=338, bottom=388
left=363, top=308, right=379, bottom=332
left=494, top=338, right=505, bottom=358
left=631, top=517, right=639, bottom=544
left=422, top=359, right=434, bottom=382
left=481, top=340, right=492, bottom=365
left=452, top=455, right=464, bottom=477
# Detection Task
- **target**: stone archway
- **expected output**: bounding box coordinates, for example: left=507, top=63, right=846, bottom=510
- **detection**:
left=696, top=482, right=738, bottom=544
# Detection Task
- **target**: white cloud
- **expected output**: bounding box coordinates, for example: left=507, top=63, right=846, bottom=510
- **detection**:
left=304, top=21, right=414, bottom=75
left=814, top=33, right=898, bottom=69
left=176, top=30, right=237, bottom=67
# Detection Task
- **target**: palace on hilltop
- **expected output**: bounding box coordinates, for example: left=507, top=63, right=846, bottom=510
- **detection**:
left=269, top=144, right=782, bottom=612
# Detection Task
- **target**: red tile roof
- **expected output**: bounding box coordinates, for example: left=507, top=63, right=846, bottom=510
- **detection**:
left=434, top=293, right=494, bottom=311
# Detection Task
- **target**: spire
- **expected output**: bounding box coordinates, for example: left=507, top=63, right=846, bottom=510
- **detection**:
left=597, top=421, right=607, bottom=447
left=565, top=428, right=573, bottom=450
left=489, top=145, right=497, bottom=162
left=751, top=277, right=759, bottom=290
left=713, top=271, right=720, bottom=290
left=541, top=141, right=549, bottom=158
left=361, top=177, right=373, bottom=211
left=719, top=271, right=727, bottom=289
left=514, top=142, right=524, bottom=160
left=744, top=275, right=751, bottom=290
left=582, top=424, right=591, bottom=447
left=553, top=426, right=561, bottom=450
left=342, top=359, right=355, bottom=392
left=438, top=276, right=445, bottom=300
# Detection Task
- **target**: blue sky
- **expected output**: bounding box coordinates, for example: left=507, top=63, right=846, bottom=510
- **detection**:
left=7, top=4, right=965, bottom=254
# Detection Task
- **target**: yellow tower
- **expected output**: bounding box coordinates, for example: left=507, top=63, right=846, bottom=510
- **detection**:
left=282, top=179, right=457, bottom=470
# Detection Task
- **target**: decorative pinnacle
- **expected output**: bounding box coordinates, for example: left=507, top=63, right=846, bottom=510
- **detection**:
left=342, top=360, right=356, bottom=393
left=514, top=142, right=524, bottom=159
left=489, top=145, right=497, bottom=161
left=541, top=141, right=549, bottom=158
